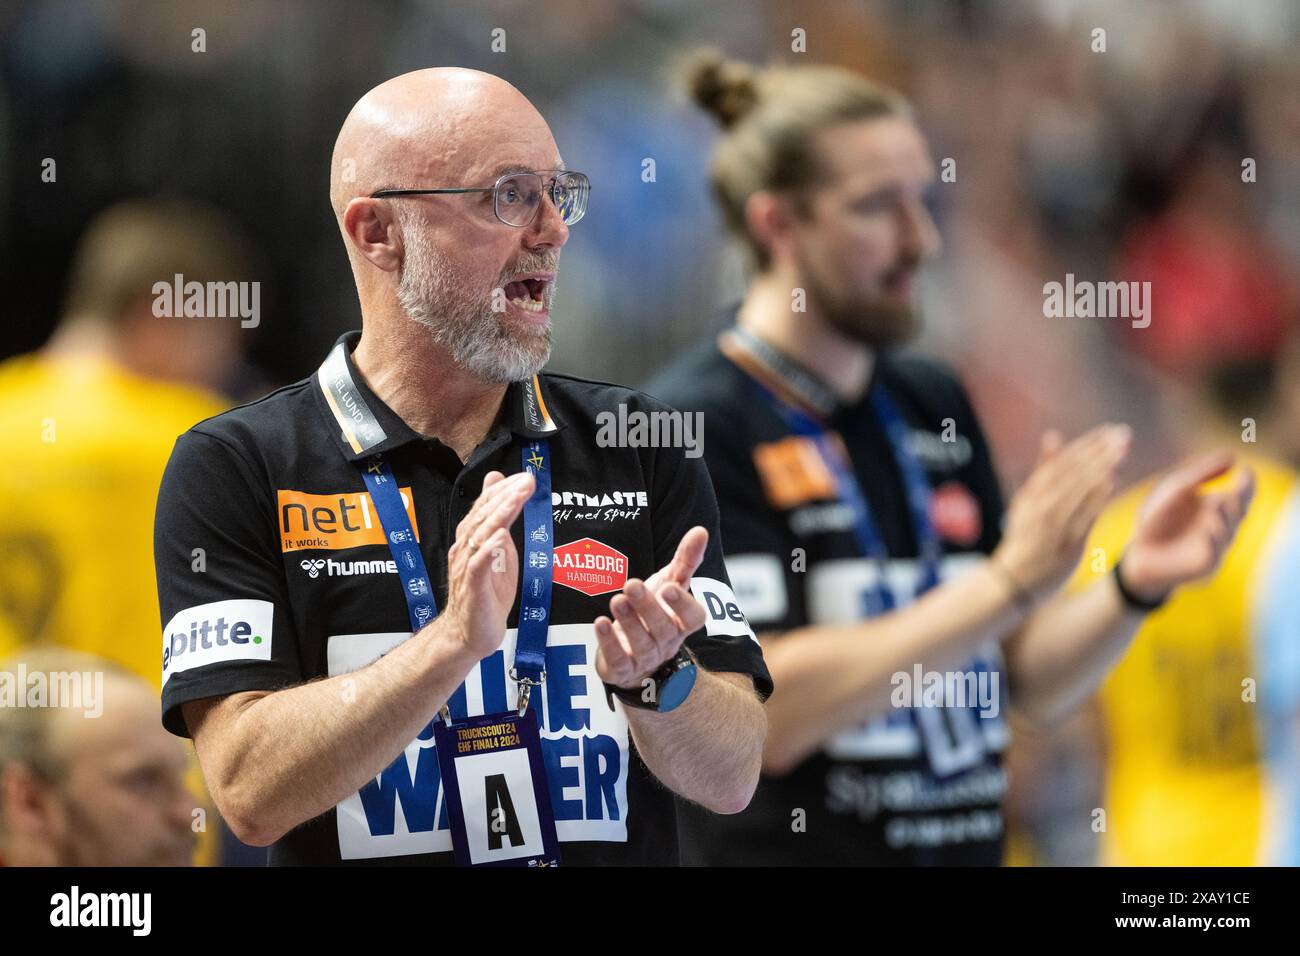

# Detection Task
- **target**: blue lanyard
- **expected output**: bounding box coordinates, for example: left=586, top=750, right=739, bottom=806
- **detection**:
left=315, top=342, right=556, bottom=714
left=727, top=332, right=942, bottom=612
left=513, top=441, right=554, bottom=686
left=357, top=442, right=554, bottom=708
left=867, top=387, right=943, bottom=597
left=359, top=457, right=438, bottom=631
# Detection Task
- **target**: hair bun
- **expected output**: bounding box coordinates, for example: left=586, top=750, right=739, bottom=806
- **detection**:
left=685, top=49, right=759, bottom=129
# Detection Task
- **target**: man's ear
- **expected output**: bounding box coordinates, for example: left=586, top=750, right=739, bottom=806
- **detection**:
left=0, top=762, right=58, bottom=839
left=744, top=190, right=799, bottom=267
left=343, top=198, right=403, bottom=272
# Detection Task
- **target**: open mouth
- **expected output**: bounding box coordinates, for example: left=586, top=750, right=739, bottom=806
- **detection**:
left=503, top=276, right=550, bottom=313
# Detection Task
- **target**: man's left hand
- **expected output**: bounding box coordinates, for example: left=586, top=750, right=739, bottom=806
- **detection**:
left=1121, top=454, right=1256, bottom=603
left=593, top=526, right=709, bottom=689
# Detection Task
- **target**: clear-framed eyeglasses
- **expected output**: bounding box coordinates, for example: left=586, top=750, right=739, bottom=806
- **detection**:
left=370, top=169, right=590, bottom=227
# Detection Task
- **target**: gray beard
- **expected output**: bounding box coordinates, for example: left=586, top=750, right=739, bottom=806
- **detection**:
left=396, top=225, right=552, bottom=383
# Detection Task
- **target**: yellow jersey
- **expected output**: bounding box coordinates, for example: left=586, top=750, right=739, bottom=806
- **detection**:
left=0, top=352, right=228, bottom=682
left=1072, top=456, right=1300, bottom=865
left=0, top=352, right=230, bottom=865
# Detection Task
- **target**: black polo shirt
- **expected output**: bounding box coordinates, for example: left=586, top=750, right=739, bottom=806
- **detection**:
left=646, top=326, right=1009, bottom=866
left=155, top=329, right=771, bottom=866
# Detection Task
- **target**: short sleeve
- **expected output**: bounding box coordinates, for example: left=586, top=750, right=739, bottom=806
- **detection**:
left=155, top=429, right=304, bottom=737
left=648, top=423, right=773, bottom=700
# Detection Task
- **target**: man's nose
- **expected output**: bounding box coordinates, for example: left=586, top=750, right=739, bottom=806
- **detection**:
left=524, top=190, right=570, bottom=249
left=899, top=195, right=941, bottom=259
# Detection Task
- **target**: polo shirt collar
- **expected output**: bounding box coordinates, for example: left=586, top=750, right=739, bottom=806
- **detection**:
left=718, top=305, right=890, bottom=426
left=313, top=330, right=563, bottom=463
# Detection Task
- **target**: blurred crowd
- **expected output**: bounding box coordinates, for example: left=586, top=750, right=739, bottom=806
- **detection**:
left=2, top=0, right=1297, bottom=468
left=1, top=0, right=1297, bottom=865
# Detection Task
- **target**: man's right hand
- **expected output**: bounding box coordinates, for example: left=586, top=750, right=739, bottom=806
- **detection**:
left=440, top=469, right=535, bottom=659
left=993, top=423, right=1131, bottom=602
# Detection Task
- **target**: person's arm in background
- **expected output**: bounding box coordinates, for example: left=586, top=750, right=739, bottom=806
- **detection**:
left=759, top=425, right=1128, bottom=773
left=1004, top=453, right=1255, bottom=725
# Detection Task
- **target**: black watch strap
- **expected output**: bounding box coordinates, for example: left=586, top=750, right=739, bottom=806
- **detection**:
left=1113, top=556, right=1169, bottom=612
left=604, top=645, right=698, bottom=712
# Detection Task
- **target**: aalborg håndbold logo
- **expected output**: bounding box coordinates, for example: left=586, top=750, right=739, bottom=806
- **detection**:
left=551, top=538, right=628, bottom=596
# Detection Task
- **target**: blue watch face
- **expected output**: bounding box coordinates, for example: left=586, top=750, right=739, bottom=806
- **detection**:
left=658, top=660, right=698, bottom=712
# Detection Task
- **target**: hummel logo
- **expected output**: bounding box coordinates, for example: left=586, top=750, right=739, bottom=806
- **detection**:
left=300, top=558, right=327, bottom=579
left=299, top=558, right=398, bottom=578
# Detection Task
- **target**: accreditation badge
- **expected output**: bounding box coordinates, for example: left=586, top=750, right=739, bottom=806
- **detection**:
left=432, top=710, right=562, bottom=867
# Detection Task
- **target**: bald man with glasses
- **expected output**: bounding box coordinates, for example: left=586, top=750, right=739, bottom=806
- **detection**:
left=152, top=68, right=770, bottom=867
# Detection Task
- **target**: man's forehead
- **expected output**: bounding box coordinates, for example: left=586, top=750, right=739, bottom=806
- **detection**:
left=46, top=678, right=165, bottom=757
left=818, top=118, right=933, bottom=187
left=476, top=158, right=568, bottom=182
left=61, top=718, right=189, bottom=775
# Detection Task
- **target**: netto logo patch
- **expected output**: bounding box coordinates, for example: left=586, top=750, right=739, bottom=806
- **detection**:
left=752, top=436, right=838, bottom=509
left=278, top=487, right=419, bottom=552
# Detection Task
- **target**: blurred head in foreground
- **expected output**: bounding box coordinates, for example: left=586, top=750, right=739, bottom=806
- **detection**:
left=49, top=197, right=254, bottom=394
left=688, top=50, right=939, bottom=347
left=0, top=649, right=195, bottom=866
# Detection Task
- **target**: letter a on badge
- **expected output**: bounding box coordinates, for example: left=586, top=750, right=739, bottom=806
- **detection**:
left=485, top=774, right=525, bottom=850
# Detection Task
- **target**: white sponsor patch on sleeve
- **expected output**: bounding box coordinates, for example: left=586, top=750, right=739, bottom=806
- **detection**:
left=161, top=599, right=274, bottom=686
left=723, top=553, right=787, bottom=625
left=689, top=576, right=758, bottom=644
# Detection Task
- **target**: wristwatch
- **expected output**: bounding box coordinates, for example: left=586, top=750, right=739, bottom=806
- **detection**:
left=604, top=645, right=699, bottom=713
left=1113, top=553, right=1170, bottom=612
